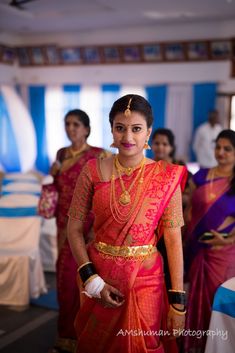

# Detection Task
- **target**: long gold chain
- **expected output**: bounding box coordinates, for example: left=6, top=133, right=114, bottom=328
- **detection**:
left=115, top=155, right=145, bottom=206
left=208, top=167, right=231, bottom=201
left=110, top=156, right=146, bottom=223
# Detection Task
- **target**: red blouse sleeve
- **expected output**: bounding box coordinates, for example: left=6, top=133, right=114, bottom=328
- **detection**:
left=67, top=162, right=94, bottom=222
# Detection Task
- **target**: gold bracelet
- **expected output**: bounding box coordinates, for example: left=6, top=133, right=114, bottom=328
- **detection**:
left=83, top=274, right=99, bottom=287
left=77, top=261, right=92, bottom=273
left=168, top=289, right=186, bottom=293
left=170, top=304, right=186, bottom=316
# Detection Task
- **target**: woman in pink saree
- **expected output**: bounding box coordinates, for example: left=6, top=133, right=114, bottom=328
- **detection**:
left=184, top=129, right=235, bottom=353
left=50, top=109, right=107, bottom=353
left=68, top=95, right=187, bottom=353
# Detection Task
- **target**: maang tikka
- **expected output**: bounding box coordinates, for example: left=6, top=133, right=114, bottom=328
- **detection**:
left=124, top=97, right=132, bottom=117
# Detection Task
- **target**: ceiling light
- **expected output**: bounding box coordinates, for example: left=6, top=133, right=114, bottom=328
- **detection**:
left=144, top=11, right=195, bottom=20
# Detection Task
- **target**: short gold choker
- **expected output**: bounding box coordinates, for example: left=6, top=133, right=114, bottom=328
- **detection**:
left=115, top=155, right=144, bottom=176
left=69, top=143, right=88, bottom=158
left=214, top=167, right=232, bottom=178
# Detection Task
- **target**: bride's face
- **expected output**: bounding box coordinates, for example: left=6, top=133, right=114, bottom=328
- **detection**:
left=112, top=111, right=151, bottom=158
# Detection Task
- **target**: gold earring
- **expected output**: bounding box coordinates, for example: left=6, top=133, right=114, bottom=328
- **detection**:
left=110, top=142, right=116, bottom=148
left=144, top=140, right=151, bottom=150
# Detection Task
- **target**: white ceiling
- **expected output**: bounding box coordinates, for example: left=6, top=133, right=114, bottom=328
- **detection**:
left=0, top=0, right=235, bottom=35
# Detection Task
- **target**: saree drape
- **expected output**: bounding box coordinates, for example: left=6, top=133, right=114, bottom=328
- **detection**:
left=54, top=146, right=106, bottom=351
left=184, top=168, right=235, bottom=353
left=68, top=159, right=187, bottom=353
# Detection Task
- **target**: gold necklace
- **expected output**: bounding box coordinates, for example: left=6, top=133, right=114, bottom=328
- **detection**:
left=208, top=168, right=216, bottom=200
left=110, top=156, right=146, bottom=223
left=115, top=155, right=144, bottom=177
left=115, top=155, right=145, bottom=205
left=69, top=143, right=88, bottom=158
left=214, top=167, right=233, bottom=178
left=208, top=167, right=231, bottom=201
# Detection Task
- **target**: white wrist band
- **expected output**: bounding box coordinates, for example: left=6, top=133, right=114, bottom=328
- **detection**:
left=82, top=275, right=105, bottom=298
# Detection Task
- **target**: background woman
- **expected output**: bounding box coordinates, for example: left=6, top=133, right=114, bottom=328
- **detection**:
left=151, top=128, right=190, bottom=291
left=68, top=95, right=187, bottom=353
left=184, top=129, right=235, bottom=353
left=50, top=109, right=108, bottom=353
left=151, top=128, right=177, bottom=163
left=151, top=127, right=191, bottom=209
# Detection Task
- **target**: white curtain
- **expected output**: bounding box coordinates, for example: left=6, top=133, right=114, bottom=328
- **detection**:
left=80, top=86, right=103, bottom=147
left=165, top=84, right=193, bottom=162
left=45, top=86, right=68, bottom=163
left=216, top=94, right=231, bottom=129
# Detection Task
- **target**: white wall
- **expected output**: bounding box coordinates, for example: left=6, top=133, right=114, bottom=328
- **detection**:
left=1, top=19, right=235, bottom=92
left=1, top=61, right=235, bottom=93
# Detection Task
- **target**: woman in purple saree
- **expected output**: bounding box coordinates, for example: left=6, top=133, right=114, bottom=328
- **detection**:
left=184, top=129, right=235, bottom=353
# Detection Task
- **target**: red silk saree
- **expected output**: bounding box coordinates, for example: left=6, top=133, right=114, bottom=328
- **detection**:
left=68, top=159, right=187, bottom=353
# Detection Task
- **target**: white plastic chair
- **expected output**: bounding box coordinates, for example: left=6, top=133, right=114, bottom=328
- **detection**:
left=0, top=193, right=47, bottom=306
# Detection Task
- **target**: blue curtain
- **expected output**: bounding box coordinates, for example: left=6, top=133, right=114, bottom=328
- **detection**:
left=29, top=86, right=50, bottom=174
left=191, top=82, right=217, bottom=160
left=101, top=84, right=121, bottom=149
left=145, top=85, right=167, bottom=158
left=0, top=92, right=21, bottom=172
left=193, top=83, right=217, bottom=131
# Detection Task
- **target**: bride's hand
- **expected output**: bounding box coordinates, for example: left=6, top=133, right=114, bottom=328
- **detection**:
left=167, top=304, right=185, bottom=337
left=100, top=284, right=125, bottom=308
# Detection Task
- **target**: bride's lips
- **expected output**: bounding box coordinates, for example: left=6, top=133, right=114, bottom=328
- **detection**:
left=121, top=143, right=135, bottom=148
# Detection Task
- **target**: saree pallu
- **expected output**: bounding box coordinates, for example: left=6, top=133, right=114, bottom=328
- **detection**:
left=68, top=159, right=187, bottom=353
left=54, top=146, right=105, bottom=349
left=184, top=169, right=235, bottom=353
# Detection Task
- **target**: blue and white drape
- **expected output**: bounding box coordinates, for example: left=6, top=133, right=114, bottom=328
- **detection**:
left=0, top=83, right=217, bottom=173
left=0, top=86, right=36, bottom=172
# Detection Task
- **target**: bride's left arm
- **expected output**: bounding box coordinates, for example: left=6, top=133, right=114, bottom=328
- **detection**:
left=161, top=186, right=186, bottom=334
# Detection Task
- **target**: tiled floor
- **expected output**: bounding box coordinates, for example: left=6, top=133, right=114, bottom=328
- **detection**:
left=0, top=272, right=58, bottom=353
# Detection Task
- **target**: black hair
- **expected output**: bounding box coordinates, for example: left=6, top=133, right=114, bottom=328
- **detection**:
left=64, top=109, right=90, bottom=138
left=151, top=128, right=176, bottom=159
left=216, top=129, right=235, bottom=195
left=109, top=94, right=153, bottom=128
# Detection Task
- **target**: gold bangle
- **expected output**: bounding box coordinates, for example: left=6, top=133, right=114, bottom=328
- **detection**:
left=170, top=304, right=186, bottom=316
left=77, top=261, right=92, bottom=273
left=83, top=274, right=99, bottom=287
left=168, top=289, right=186, bottom=293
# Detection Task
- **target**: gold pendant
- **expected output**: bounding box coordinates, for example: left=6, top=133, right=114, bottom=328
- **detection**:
left=119, top=191, right=131, bottom=205
left=125, top=168, right=133, bottom=176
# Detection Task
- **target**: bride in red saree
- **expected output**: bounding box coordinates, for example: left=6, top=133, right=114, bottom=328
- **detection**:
left=68, top=95, right=187, bottom=353
left=50, top=109, right=108, bottom=353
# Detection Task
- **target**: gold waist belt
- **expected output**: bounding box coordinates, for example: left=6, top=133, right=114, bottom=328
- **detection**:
left=94, top=241, right=156, bottom=258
